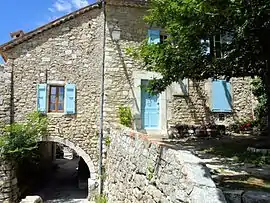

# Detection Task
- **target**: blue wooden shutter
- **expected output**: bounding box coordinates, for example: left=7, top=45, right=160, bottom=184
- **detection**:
left=148, top=29, right=160, bottom=44
left=37, top=84, right=47, bottom=113
left=64, top=84, right=76, bottom=114
left=211, top=80, right=232, bottom=112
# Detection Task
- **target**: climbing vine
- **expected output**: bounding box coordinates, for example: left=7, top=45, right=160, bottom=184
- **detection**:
left=0, top=111, right=48, bottom=162
left=119, top=106, right=133, bottom=128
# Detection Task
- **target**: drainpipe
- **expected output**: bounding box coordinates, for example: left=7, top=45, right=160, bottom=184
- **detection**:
left=98, top=0, right=106, bottom=195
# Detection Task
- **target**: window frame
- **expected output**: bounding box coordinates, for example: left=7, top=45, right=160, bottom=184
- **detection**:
left=48, top=85, right=65, bottom=113
left=213, top=32, right=233, bottom=58
left=160, top=34, right=168, bottom=44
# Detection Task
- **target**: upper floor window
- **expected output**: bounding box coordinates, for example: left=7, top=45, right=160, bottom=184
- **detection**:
left=37, top=83, right=76, bottom=114
left=160, top=35, right=168, bottom=44
left=49, top=86, right=64, bottom=112
left=202, top=32, right=233, bottom=58
left=148, top=29, right=168, bottom=44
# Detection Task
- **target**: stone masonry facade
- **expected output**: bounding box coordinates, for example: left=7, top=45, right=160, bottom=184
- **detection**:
left=104, top=124, right=226, bottom=203
left=3, top=6, right=104, bottom=174
left=104, top=3, right=256, bottom=130
left=0, top=64, right=12, bottom=125
left=0, top=0, right=257, bottom=199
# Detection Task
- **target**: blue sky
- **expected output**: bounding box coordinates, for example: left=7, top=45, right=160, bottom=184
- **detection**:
left=0, top=0, right=96, bottom=63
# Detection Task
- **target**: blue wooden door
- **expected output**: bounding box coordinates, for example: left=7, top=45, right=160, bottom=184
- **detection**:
left=141, top=80, right=160, bottom=129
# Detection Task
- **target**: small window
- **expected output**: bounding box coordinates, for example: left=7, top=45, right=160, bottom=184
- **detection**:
left=214, top=34, right=222, bottom=58
left=160, top=35, right=168, bottom=44
left=49, top=86, right=65, bottom=112
left=213, top=32, right=233, bottom=58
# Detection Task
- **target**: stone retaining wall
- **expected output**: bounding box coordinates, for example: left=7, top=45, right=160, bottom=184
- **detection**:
left=0, top=159, right=19, bottom=203
left=104, top=125, right=227, bottom=203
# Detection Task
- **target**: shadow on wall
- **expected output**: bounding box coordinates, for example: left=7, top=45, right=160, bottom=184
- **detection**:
left=180, top=80, right=239, bottom=125
left=106, top=14, right=141, bottom=127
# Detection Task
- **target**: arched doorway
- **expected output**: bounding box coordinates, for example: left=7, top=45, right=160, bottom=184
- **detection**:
left=40, top=135, right=97, bottom=182
left=18, top=136, right=97, bottom=202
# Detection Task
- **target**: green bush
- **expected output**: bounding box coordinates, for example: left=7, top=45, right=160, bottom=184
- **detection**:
left=0, top=111, right=48, bottom=161
left=95, top=194, right=107, bottom=203
left=119, top=106, right=133, bottom=128
left=251, top=78, right=267, bottom=130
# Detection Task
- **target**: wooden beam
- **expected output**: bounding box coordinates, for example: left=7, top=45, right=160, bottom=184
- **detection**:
left=0, top=50, right=8, bottom=62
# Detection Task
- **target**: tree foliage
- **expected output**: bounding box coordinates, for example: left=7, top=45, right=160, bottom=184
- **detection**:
left=0, top=111, right=48, bottom=161
left=135, top=0, right=270, bottom=92
left=251, top=78, right=267, bottom=127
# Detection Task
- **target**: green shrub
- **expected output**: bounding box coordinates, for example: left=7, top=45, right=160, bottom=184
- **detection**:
left=0, top=111, right=48, bottom=161
left=95, top=194, right=107, bottom=203
left=119, top=106, right=132, bottom=128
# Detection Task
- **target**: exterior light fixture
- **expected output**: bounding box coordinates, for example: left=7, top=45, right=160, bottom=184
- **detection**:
left=111, top=25, right=121, bottom=41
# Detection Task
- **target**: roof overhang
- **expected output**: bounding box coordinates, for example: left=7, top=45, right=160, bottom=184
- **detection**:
left=0, top=0, right=148, bottom=55
left=0, top=2, right=102, bottom=52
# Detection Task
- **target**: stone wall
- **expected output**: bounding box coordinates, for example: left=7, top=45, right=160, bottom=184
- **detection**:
left=0, top=159, right=19, bottom=203
left=104, top=4, right=147, bottom=127
left=168, top=78, right=256, bottom=126
left=0, top=64, right=11, bottom=124
left=104, top=4, right=257, bottom=131
left=104, top=124, right=226, bottom=203
left=4, top=7, right=104, bottom=171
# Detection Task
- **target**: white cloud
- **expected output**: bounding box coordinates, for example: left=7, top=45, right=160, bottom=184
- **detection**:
left=41, top=0, right=91, bottom=27
left=53, top=0, right=73, bottom=12
left=49, top=0, right=90, bottom=13
left=72, top=0, right=89, bottom=9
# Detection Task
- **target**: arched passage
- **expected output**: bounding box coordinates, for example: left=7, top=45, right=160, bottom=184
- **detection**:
left=40, top=135, right=97, bottom=182
left=38, top=135, right=97, bottom=199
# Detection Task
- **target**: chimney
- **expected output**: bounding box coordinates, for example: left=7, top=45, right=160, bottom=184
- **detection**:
left=10, top=30, right=24, bottom=39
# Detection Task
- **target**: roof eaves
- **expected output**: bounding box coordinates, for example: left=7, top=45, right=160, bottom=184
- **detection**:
left=0, top=2, right=101, bottom=52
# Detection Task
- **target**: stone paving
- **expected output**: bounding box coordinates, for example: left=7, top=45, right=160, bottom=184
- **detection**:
left=32, top=158, right=88, bottom=203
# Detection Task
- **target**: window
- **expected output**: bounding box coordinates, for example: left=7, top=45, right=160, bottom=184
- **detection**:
left=213, top=32, right=233, bottom=58
left=49, top=86, right=64, bottom=112
left=214, top=34, right=222, bottom=58
left=148, top=29, right=168, bottom=44
left=160, top=35, right=168, bottom=44
left=201, top=32, right=233, bottom=58
left=37, top=83, right=76, bottom=114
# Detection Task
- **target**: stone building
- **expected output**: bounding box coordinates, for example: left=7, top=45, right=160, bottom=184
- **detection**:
left=0, top=0, right=256, bottom=197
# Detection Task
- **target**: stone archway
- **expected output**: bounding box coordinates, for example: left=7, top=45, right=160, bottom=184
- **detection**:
left=39, top=135, right=97, bottom=196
